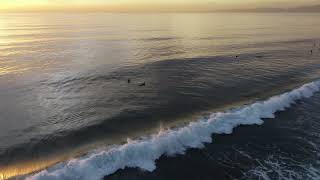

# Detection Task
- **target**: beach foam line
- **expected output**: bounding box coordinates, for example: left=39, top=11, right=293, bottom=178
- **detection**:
left=27, top=80, right=320, bottom=180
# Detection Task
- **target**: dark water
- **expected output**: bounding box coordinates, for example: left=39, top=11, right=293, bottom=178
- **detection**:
left=106, top=92, right=320, bottom=180
left=0, top=13, right=320, bottom=179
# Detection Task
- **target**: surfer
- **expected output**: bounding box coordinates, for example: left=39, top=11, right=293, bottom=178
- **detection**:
left=139, top=82, right=146, bottom=86
left=128, top=78, right=131, bottom=84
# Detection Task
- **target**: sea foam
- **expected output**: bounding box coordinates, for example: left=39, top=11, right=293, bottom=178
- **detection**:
left=27, top=80, right=320, bottom=180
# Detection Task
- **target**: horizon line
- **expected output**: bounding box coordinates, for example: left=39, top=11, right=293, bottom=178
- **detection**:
left=1, top=4, right=319, bottom=13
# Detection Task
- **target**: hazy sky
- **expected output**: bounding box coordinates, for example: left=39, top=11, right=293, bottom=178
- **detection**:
left=0, top=0, right=319, bottom=12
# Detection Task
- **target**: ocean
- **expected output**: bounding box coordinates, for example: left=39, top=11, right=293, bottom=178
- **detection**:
left=0, top=13, right=320, bottom=180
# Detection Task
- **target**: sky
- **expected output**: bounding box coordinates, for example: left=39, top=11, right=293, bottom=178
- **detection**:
left=0, top=0, right=319, bottom=12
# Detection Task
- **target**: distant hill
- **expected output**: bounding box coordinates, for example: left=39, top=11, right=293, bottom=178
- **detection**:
left=291, top=5, right=320, bottom=12
left=219, top=5, right=320, bottom=13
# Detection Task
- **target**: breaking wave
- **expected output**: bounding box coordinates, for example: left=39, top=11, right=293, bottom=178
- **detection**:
left=27, top=80, right=320, bottom=180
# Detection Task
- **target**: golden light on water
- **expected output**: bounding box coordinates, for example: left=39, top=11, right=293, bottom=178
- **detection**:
left=0, top=147, right=87, bottom=180
left=0, top=17, right=50, bottom=76
left=0, top=0, right=318, bottom=12
left=0, top=1, right=319, bottom=179
left=0, top=66, right=29, bottom=76
left=0, top=158, right=61, bottom=180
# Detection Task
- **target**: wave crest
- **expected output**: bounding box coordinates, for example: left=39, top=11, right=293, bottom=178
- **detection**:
left=27, top=80, right=320, bottom=180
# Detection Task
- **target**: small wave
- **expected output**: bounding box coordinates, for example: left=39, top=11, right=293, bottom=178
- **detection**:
left=140, top=37, right=179, bottom=42
left=27, top=80, right=320, bottom=180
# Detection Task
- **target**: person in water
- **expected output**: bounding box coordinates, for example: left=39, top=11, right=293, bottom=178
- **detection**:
left=128, top=78, right=131, bottom=84
left=139, top=82, right=146, bottom=86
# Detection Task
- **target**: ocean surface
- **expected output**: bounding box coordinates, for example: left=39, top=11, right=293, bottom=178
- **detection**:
left=0, top=13, right=320, bottom=180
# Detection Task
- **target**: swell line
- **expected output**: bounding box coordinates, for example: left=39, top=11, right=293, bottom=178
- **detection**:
left=27, top=80, right=320, bottom=180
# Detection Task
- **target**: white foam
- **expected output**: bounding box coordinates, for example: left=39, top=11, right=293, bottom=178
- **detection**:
left=27, top=80, right=320, bottom=180
left=244, top=156, right=320, bottom=180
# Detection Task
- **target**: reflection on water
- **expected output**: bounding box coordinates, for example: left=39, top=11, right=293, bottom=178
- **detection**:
left=0, top=66, right=28, bottom=75
left=0, top=13, right=319, bottom=76
left=0, top=159, right=59, bottom=180
left=0, top=13, right=320, bottom=179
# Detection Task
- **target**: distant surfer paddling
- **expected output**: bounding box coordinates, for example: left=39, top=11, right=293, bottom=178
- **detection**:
left=139, top=82, right=146, bottom=86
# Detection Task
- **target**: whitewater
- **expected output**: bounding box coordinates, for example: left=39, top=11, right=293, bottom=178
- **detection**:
left=27, top=80, right=320, bottom=180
